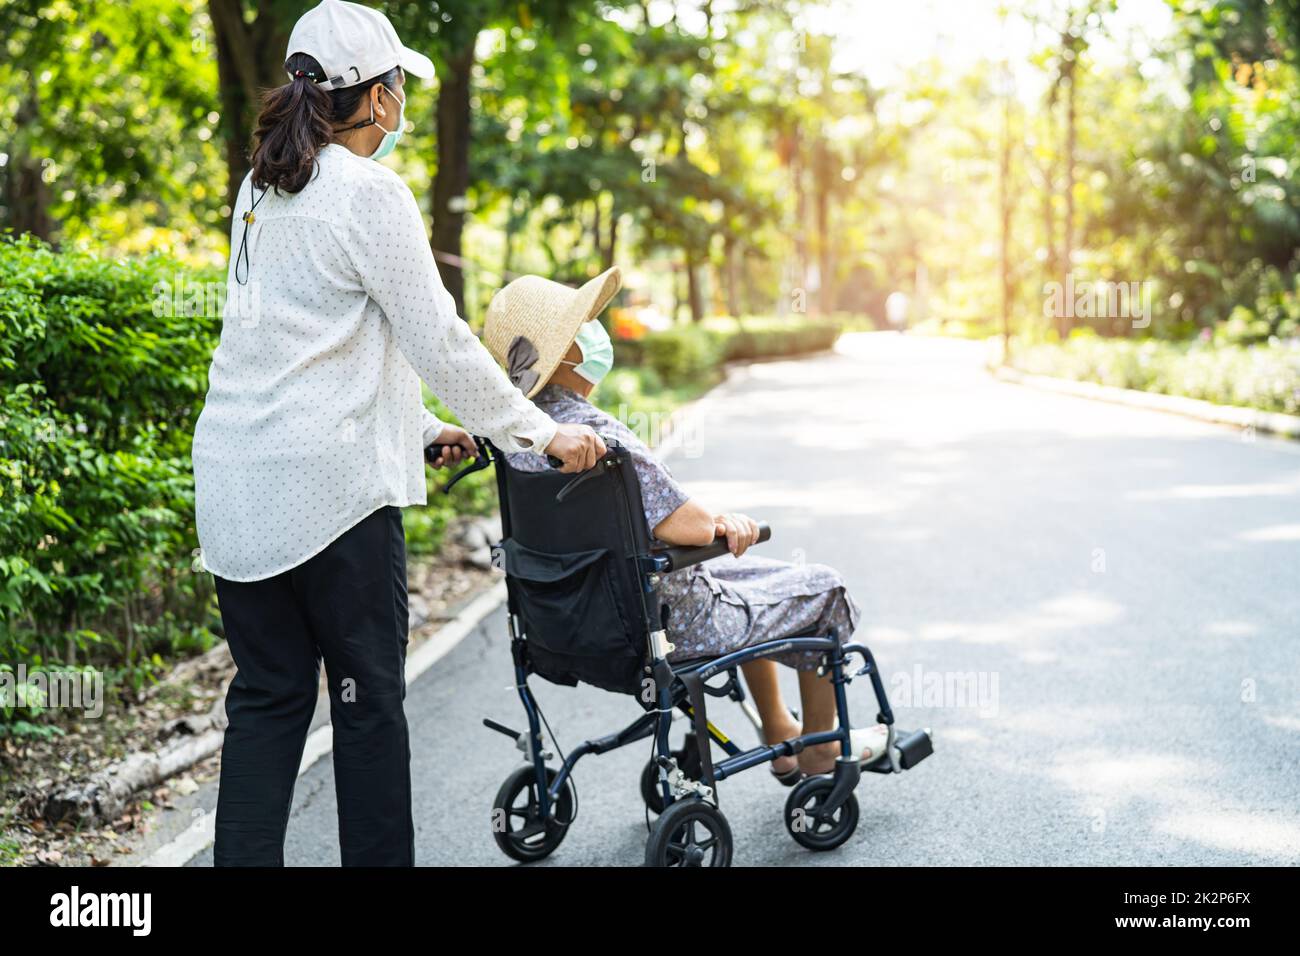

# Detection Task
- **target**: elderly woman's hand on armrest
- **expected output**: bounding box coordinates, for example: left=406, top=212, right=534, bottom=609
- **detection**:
left=712, top=512, right=762, bottom=557
left=654, top=500, right=761, bottom=558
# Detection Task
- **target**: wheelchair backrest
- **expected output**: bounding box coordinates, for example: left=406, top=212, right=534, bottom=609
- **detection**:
left=491, top=443, right=658, bottom=696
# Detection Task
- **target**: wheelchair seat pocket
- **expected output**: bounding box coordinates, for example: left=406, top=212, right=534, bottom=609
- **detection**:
left=501, top=538, right=641, bottom=693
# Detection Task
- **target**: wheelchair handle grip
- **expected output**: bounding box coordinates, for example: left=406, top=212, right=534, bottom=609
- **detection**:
left=426, top=437, right=493, bottom=494
left=430, top=441, right=563, bottom=470
left=546, top=434, right=617, bottom=471
left=653, top=522, right=771, bottom=572
left=551, top=436, right=620, bottom=502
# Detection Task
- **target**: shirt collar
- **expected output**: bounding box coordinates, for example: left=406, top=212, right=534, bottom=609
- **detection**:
left=536, top=383, right=588, bottom=405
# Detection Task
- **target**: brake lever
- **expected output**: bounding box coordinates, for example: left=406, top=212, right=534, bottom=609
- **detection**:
left=553, top=436, right=616, bottom=503
left=427, top=436, right=493, bottom=494
left=555, top=465, right=604, bottom=503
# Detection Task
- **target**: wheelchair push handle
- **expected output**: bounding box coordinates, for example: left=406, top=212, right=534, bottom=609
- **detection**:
left=428, top=432, right=605, bottom=498
left=427, top=436, right=561, bottom=469
left=653, top=522, right=771, bottom=573
left=426, top=436, right=493, bottom=494
left=551, top=436, right=621, bottom=502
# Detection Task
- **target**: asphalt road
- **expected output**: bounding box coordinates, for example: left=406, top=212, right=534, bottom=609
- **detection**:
left=190, top=332, right=1300, bottom=866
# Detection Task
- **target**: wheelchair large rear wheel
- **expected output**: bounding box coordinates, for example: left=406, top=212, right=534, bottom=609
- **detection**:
left=645, top=798, right=732, bottom=867
left=492, top=765, right=575, bottom=863
left=784, top=775, right=859, bottom=851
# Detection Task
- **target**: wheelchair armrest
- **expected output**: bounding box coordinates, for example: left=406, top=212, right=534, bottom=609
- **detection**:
left=651, top=523, right=770, bottom=573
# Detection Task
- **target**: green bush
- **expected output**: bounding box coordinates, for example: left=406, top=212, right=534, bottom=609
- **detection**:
left=591, top=365, right=696, bottom=425
left=0, top=236, right=849, bottom=727
left=1216, top=270, right=1300, bottom=346
left=403, top=393, right=499, bottom=557
left=1010, top=331, right=1300, bottom=416
left=703, top=315, right=844, bottom=361
left=632, top=324, right=722, bottom=387
left=0, top=235, right=222, bottom=715
left=617, top=314, right=844, bottom=388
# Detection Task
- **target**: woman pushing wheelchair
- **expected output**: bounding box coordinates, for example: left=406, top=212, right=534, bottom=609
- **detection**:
left=481, top=266, right=890, bottom=783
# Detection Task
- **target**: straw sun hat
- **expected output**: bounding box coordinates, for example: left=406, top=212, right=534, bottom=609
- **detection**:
left=484, top=267, right=622, bottom=399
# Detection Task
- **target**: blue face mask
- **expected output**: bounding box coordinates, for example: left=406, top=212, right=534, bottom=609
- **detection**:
left=563, top=320, right=615, bottom=385
left=368, top=85, right=405, bottom=161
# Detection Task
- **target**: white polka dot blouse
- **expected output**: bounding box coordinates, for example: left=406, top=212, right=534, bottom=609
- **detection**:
left=192, top=144, right=557, bottom=582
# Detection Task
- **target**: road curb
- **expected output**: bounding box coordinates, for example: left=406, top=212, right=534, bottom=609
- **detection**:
left=993, top=365, right=1300, bottom=440
left=141, top=580, right=508, bottom=867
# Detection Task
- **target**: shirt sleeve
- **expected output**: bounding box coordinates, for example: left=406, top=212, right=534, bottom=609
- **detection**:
left=421, top=408, right=446, bottom=447
left=631, top=446, right=692, bottom=533
left=340, top=172, right=558, bottom=455
left=597, top=416, right=690, bottom=533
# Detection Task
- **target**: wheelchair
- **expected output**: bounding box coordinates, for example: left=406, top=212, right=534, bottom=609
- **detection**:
left=431, top=435, right=933, bottom=867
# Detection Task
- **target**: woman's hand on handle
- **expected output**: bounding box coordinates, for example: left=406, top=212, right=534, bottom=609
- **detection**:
left=426, top=425, right=477, bottom=468
left=714, top=512, right=761, bottom=558
left=544, top=424, right=607, bottom=473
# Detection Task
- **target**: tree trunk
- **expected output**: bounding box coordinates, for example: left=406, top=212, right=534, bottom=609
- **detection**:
left=603, top=201, right=619, bottom=271
left=431, top=37, right=477, bottom=319
left=502, top=199, right=519, bottom=283
left=1059, top=43, right=1077, bottom=340
left=791, top=125, right=808, bottom=308
left=723, top=232, right=740, bottom=318
left=795, top=166, right=809, bottom=307
left=999, top=70, right=1014, bottom=358
left=814, top=140, right=833, bottom=315
left=208, top=0, right=291, bottom=214
left=213, top=30, right=252, bottom=215
left=1042, top=147, right=1056, bottom=306
left=7, top=151, right=54, bottom=243
left=685, top=247, right=704, bottom=323
left=6, top=86, right=54, bottom=241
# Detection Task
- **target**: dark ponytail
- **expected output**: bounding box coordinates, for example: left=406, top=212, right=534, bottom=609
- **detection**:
left=250, top=53, right=402, bottom=194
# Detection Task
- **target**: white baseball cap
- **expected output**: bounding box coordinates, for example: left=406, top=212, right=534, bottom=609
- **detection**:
left=286, top=0, right=435, bottom=90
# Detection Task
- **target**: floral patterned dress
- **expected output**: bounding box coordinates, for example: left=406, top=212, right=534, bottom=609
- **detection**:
left=505, top=385, right=859, bottom=670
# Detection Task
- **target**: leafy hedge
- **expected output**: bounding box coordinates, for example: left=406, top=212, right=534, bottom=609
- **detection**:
left=0, top=235, right=222, bottom=710
left=0, top=237, right=479, bottom=726
left=0, top=237, right=847, bottom=727
left=617, top=315, right=844, bottom=387
left=1009, top=331, right=1300, bottom=416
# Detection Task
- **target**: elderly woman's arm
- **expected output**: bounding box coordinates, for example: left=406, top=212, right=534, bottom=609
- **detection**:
left=655, top=499, right=761, bottom=557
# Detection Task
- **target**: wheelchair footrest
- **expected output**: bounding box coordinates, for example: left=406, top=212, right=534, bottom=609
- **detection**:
left=895, top=727, right=933, bottom=770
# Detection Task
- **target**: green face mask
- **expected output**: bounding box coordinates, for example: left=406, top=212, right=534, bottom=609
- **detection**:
left=368, top=85, right=405, bottom=161
left=563, top=320, right=615, bottom=385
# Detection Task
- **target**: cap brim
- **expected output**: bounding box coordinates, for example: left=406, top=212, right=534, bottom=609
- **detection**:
left=399, top=46, right=436, bottom=79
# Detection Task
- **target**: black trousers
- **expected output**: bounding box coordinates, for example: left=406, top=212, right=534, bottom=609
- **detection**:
left=212, top=505, right=413, bottom=866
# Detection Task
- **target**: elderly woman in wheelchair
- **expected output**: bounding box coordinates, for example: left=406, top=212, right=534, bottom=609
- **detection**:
left=432, top=268, right=931, bottom=866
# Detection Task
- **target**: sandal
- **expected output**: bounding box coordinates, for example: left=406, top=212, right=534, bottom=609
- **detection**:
left=767, top=707, right=804, bottom=786
left=851, top=724, right=890, bottom=767
left=799, top=724, right=891, bottom=776
left=770, top=761, right=804, bottom=787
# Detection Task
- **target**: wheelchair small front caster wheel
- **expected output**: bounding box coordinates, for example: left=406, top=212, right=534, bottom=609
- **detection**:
left=639, top=740, right=703, bottom=815
left=784, top=775, right=859, bottom=852
left=645, top=798, right=732, bottom=867
left=492, top=765, right=575, bottom=863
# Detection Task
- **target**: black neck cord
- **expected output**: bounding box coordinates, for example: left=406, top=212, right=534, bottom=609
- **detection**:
left=234, top=180, right=269, bottom=286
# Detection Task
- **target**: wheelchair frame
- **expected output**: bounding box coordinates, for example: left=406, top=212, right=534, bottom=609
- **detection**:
left=435, top=436, right=932, bottom=866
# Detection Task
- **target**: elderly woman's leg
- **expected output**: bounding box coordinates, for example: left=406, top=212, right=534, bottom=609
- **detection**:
left=672, top=556, right=884, bottom=776
left=796, top=668, right=888, bottom=775
left=765, top=568, right=885, bottom=775
left=740, top=660, right=801, bottom=775
left=739, top=661, right=886, bottom=777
